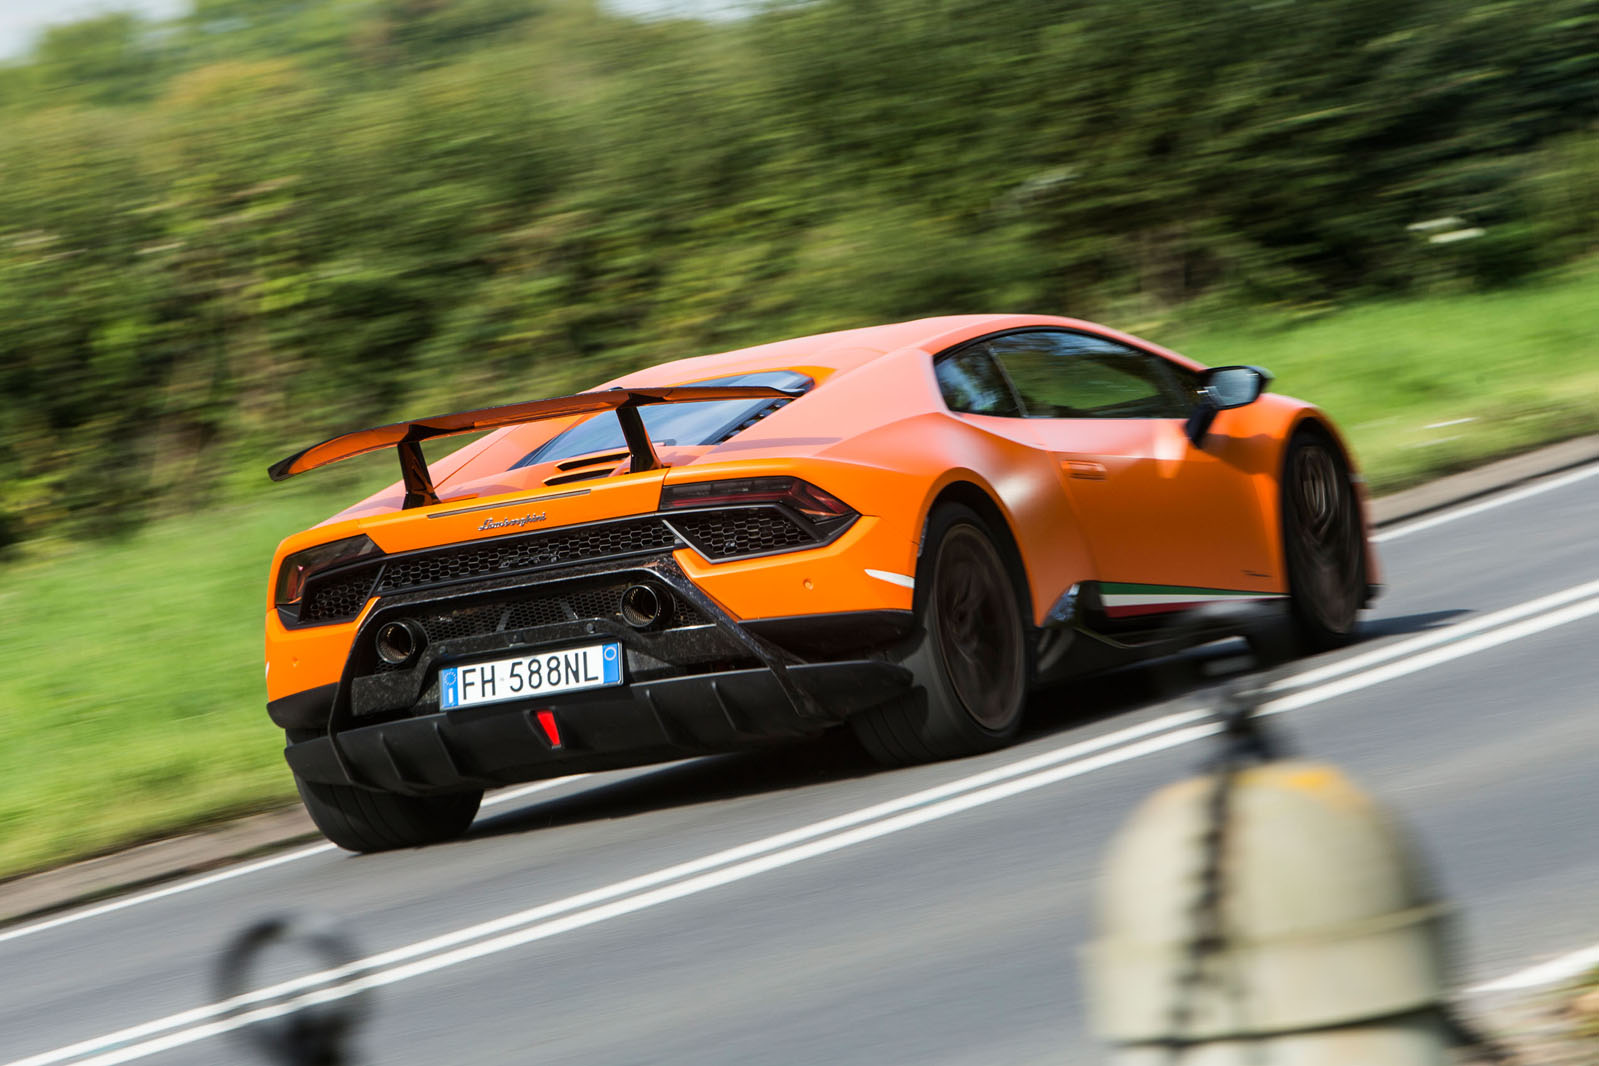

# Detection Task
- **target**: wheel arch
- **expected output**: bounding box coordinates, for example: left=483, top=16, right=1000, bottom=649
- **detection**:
left=919, top=478, right=1036, bottom=625
left=1286, top=410, right=1360, bottom=468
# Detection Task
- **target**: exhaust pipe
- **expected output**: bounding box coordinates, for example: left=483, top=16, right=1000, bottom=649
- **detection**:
left=619, top=585, right=665, bottom=629
left=375, top=619, right=425, bottom=665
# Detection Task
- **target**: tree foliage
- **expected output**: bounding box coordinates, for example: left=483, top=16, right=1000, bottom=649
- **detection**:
left=0, top=0, right=1594, bottom=548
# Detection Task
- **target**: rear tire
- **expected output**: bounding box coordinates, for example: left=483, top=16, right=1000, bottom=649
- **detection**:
left=293, top=772, right=482, bottom=853
left=1281, top=426, right=1365, bottom=651
left=851, top=503, right=1029, bottom=766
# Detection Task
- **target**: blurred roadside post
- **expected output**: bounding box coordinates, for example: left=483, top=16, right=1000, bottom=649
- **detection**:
left=1081, top=688, right=1504, bottom=1064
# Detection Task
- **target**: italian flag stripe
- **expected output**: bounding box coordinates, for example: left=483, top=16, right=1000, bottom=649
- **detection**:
left=1098, top=582, right=1285, bottom=618
left=1099, top=583, right=1280, bottom=598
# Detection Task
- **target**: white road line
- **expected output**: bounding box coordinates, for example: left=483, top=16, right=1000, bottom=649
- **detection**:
left=1261, top=593, right=1599, bottom=718
left=1375, top=462, right=1599, bottom=542
left=0, top=776, right=586, bottom=948
left=1268, top=575, right=1599, bottom=695
left=14, top=587, right=1598, bottom=1066
left=1469, top=942, right=1599, bottom=995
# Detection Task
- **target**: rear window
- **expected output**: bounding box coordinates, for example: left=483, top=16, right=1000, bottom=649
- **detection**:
left=511, top=370, right=813, bottom=469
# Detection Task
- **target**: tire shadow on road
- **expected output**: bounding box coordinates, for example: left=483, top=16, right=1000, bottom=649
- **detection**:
left=468, top=608, right=1472, bottom=843
left=467, top=729, right=882, bottom=841
left=1356, top=608, right=1470, bottom=639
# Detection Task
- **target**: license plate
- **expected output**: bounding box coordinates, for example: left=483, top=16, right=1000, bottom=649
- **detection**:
left=440, top=642, right=622, bottom=711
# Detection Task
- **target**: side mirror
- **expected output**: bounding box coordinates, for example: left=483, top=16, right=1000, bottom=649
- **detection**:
left=1186, top=365, right=1272, bottom=445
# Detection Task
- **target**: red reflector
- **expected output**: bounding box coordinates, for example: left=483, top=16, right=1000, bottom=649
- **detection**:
left=535, top=710, right=561, bottom=748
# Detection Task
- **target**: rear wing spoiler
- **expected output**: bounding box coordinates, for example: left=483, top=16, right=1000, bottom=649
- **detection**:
left=267, top=385, right=801, bottom=509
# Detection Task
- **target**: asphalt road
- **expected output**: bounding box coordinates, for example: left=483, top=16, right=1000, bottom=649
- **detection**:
left=3, top=464, right=1596, bottom=1066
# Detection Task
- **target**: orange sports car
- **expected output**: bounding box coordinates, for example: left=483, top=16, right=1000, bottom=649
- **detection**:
left=265, top=315, right=1377, bottom=851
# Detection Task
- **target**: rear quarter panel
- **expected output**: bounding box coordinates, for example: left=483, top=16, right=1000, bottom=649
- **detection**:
left=676, top=346, right=1098, bottom=626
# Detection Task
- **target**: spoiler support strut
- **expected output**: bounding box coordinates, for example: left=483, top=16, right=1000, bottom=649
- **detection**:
left=397, top=440, right=440, bottom=510
left=613, top=398, right=662, bottom=475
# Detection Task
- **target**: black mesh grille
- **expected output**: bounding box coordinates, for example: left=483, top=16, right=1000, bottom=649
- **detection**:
left=503, top=596, right=578, bottom=631
left=420, top=604, right=506, bottom=643
left=369, top=582, right=704, bottom=672
left=666, top=598, right=708, bottom=627
left=561, top=586, right=625, bottom=623
left=404, top=584, right=705, bottom=639
left=294, top=508, right=821, bottom=628
left=670, top=508, right=816, bottom=559
left=373, top=518, right=678, bottom=595
left=300, top=568, right=380, bottom=624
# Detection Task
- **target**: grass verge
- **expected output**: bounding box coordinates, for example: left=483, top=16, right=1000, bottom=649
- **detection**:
left=0, top=479, right=357, bottom=879
left=1173, top=266, right=1599, bottom=491
left=1, top=268, right=1595, bottom=881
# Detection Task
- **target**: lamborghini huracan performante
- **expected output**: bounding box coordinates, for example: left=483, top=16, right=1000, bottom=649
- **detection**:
left=265, top=315, right=1378, bottom=851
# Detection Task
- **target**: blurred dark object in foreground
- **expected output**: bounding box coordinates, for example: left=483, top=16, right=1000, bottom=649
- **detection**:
left=216, top=913, right=371, bottom=1066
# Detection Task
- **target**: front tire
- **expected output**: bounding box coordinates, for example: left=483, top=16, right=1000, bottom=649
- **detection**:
left=1281, top=426, right=1365, bottom=651
left=851, top=503, right=1029, bottom=765
left=294, top=772, right=482, bottom=853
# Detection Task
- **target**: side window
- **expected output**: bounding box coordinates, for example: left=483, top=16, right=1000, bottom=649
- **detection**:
left=987, top=331, right=1190, bottom=419
left=934, top=343, right=1022, bottom=417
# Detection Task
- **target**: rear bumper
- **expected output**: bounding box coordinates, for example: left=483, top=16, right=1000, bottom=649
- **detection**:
left=286, top=658, right=910, bottom=794
left=280, top=554, right=914, bottom=795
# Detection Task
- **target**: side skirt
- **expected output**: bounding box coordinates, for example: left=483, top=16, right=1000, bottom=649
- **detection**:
left=1032, top=580, right=1291, bottom=686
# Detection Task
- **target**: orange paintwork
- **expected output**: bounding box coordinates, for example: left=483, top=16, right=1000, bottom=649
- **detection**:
left=265, top=313, right=1375, bottom=705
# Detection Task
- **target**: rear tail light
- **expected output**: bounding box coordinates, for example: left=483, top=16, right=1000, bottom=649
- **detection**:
left=660, top=476, right=856, bottom=530
left=274, top=534, right=382, bottom=607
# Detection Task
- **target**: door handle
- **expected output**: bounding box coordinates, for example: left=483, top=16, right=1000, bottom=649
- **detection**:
left=1061, top=459, right=1107, bottom=480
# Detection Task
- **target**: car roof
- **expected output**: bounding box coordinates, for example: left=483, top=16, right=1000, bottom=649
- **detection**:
left=610, top=315, right=1037, bottom=387
left=609, top=313, right=1199, bottom=388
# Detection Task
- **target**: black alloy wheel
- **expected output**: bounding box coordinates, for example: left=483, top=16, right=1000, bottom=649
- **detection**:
left=930, top=524, right=1027, bottom=730
left=1282, top=428, right=1365, bottom=649
left=851, top=503, right=1030, bottom=765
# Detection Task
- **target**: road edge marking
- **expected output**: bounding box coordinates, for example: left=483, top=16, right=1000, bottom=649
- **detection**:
left=1469, top=943, right=1599, bottom=995
left=0, top=776, right=586, bottom=948
left=1374, top=462, right=1599, bottom=542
